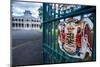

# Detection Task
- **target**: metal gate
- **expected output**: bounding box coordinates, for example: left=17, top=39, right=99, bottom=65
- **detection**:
left=42, top=3, right=96, bottom=64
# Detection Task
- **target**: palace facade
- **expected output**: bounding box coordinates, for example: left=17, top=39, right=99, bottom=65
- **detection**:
left=11, top=10, right=41, bottom=30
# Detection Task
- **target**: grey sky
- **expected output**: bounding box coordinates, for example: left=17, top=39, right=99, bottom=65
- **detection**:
left=12, top=1, right=42, bottom=18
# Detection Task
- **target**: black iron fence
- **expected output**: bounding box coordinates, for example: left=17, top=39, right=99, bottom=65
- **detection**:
left=42, top=3, right=96, bottom=64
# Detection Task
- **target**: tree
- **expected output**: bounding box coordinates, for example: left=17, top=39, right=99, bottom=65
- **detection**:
left=38, top=6, right=43, bottom=22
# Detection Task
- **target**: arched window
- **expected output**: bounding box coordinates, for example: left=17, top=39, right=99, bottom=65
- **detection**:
left=12, top=18, right=14, bottom=21
left=18, top=23, right=21, bottom=27
left=37, top=20, right=39, bottom=22
left=12, top=23, right=15, bottom=27
left=27, top=24, right=29, bottom=27
left=22, top=23, right=24, bottom=27
left=15, top=19, right=17, bottom=21
left=37, top=24, right=38, bottom=27
left=36, top=20, right=38, bottom=22
left=22, top=19, right=23, bottom=22
left=31, top=24, right=33, bottom=27
left=19, top=19, right=21, bottom=22
left=32, top=20, right=33, bottom=22
left=16, top=23, right=18, bottom=27
left=27, top=19, right=29, bottom=22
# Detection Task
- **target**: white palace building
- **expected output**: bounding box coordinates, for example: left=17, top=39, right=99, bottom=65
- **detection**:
left=12, top=10, right=41, bottom=30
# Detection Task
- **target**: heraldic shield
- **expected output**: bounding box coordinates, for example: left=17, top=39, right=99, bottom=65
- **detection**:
left=58, top=17, right=93, bottom=59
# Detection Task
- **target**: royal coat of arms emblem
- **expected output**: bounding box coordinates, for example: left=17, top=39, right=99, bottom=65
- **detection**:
left=58, top=18, right=93, bottom=59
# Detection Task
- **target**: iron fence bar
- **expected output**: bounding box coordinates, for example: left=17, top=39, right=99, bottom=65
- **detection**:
left=92, top=12, right=96, bottom=61
left=43, top=3, right=47, bottom=43
left=53, top=5, right=56, bottom=50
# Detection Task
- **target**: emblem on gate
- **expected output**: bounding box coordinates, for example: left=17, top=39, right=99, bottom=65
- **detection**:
left=58, top=18, right=93, bottom=59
